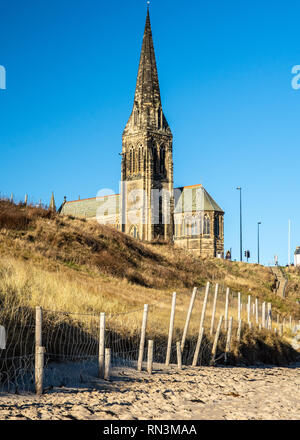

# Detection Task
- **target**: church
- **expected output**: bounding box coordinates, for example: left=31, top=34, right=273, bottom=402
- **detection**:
left=60, top=9, right=224, bottom=258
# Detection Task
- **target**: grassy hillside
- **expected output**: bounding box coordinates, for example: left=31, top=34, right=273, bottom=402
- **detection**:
left=0, top=200, right=299, bottom=316
left=0, top=200, right=299, bottom=367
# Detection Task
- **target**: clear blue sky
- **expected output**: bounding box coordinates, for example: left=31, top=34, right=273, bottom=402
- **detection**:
left=0, top=0, right=299, bottom=266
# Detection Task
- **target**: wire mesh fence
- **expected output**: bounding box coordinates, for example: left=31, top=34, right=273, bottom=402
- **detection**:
left=0, top=282, right=298, bottom=395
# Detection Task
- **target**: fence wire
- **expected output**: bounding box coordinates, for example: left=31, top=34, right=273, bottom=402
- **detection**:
left=0, top=283, right=296, bottom=394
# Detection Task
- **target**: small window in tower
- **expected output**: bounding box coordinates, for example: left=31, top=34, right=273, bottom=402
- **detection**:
left=160, top=148, right=165, bottom=174
left=133, top=150, right=136, bottom=174
left=157, top=109, right=161, bottom=129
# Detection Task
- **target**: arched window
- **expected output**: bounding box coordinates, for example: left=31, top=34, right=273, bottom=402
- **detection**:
left=133, top=150, right=136, bottom=174
left=160, top=147, right=165, bottom=174
left=204, top=215, right=210, bottom=235
left=191, top=217, right=200, bottom=236
left=130, top=150, right=133, bottom=174
left=214, top=215, right=220, bottom=237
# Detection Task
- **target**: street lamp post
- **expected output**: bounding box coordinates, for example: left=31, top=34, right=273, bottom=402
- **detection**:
left=236, top=187, right=242, bottom=262
left=257, top=222, right=261, bottom=264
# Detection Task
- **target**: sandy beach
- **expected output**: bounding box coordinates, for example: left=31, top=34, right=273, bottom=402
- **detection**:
left=0, top=362, right=299, bottom=420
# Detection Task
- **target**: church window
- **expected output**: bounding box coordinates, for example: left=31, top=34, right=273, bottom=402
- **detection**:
left=157, top=109, right=161, bottom=129
left=130, top=150, right=133, bottom=174
left=191, top=217, right=199, bottom=236
left=160, top=148, right=165, bottom=174
left=204, top=215, right=210, bottom=235
left=138, top=147, right=142, bottom=173
left=159, top=194, right=163, bottom=225
left=214, top=215, right=220, bottom=237
left=133, top=150, right=136, bottom=173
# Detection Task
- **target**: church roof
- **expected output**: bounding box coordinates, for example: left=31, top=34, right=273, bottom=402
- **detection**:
left=61, top=194, right=120, bottom=218
left=174, top=184, right=224, bottom=214
left=60, top=184, right=224, bottom=218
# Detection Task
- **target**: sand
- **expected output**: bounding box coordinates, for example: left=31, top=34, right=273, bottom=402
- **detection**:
left=0, top=363, right=299, bottom=420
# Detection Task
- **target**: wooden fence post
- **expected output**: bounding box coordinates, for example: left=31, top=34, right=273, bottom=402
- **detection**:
left=247, top=295, right=251, bottom=324
left=176, top=342, right=182, bottom=370
left=194, top=282, right=210, bottom=361
left=35, top=346, right=45, bottom=395
left=181, top=287, right=197, bottom=351
left=104, top=348, right=111, bottom=381
left=224, top=288, right=229, bottom=331
left=237, top=319, right=242, bottom=342
left=210, top=284, right=219, bottom=336
left=99, top=312, right=105, bottom=378
left=137, top=304, right=149, bottom=371
left=262, top=302, right=266, bottom=328
left=255, top=298, right=259, bottom=325
left=210, top=315, right=223, bottom=365
left=225, top=317, right=233, bottom=363
left=147, top=340, right=154, bottom=375
left=35, top=306, right=43, bottom=350
left=166, top=293, right=176, bottom=366
left=237, top=292, right=241, bottom=322
left=192, top=326, right=204, bottom=367
left=267, top=303, right=272, bottom=330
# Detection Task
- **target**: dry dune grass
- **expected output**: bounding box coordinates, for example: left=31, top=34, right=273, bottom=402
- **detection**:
left=0, top=201, right=299, bottom=366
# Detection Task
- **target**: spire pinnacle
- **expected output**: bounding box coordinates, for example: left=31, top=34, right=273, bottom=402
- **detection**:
left=49, top=192, right=56, bottom=212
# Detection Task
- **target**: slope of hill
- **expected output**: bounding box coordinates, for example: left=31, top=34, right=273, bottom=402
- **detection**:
left=0, top=200, right=299, bottom=367
left=0, top=200, right=299, bottom=316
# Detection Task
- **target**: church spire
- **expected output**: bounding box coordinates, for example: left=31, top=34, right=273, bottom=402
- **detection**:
left=124, top=9, right=171, bottom=133
left=134, top=8, right=161, bottom=108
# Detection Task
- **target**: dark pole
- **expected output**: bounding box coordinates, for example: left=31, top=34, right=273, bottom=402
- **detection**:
left=257, top=222, right=261, bottom=264
left=236, top=187, right=242, bottom=261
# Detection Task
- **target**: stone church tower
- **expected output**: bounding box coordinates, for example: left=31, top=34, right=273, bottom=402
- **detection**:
left=60, top=8, right=225, bottom=258
left=120, top=9, right=174, bottom=241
